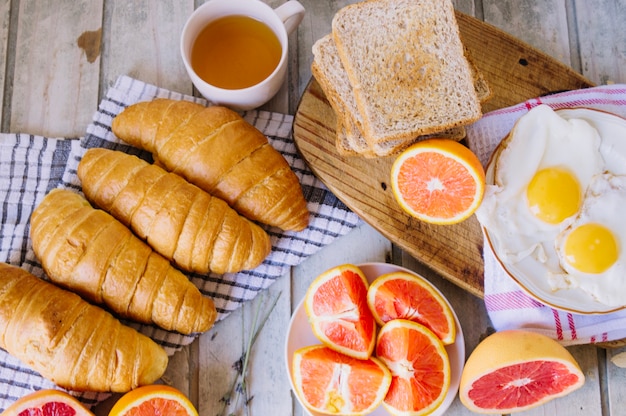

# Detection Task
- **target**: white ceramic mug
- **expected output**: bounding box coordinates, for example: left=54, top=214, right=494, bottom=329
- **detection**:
left=180, top=0, right=305, bottom=111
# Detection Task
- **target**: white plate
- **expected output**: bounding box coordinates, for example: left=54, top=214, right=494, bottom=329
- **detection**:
left=483, top=107, right=626, bottom=314
left=284, top=262, right=465, bottom=416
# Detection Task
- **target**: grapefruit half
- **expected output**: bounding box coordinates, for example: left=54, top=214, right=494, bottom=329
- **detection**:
left=1, top=389, right=94, bottom=416
left=305, top=264, right=376, bottom=360
left=459, top=330, right=585, bottom=414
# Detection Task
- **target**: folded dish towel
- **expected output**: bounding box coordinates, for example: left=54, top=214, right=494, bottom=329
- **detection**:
left=0, top=75, right=361, bottom=410
left=466, top=84, right=626, bottom=346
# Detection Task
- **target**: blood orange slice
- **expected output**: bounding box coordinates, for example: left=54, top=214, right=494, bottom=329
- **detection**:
left=1, top=389, right=94, bottom=416
left=459, top=330, right=585, bottom=414
left=376, top=319, right=451, bottom=416
left=292, top=345, right=391, bottom=415
left=390, top=138, right=485, bottom=225
left=304, top=264, right=376, bottom=360
left=108, top=384, right=198, bottom=416
left=367, top=271, right=456, bottom=345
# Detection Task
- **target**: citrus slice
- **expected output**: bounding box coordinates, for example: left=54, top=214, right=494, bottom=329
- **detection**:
left=108, top=384, right=198, bottom=416
left=292, top=344, right=391, bottom=415
left=1, top=389, right=94, bottom=416
left=367, top=271, right=456, bottom=345
left=390, top=138, right=486, bottom=225
left=304, top=264, right=376, bottom=359
left=376, top=319, right=451, bottom=416
left=459, top=330, right=585, bottom=414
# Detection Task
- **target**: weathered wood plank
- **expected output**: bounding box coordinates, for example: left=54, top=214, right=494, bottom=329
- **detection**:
left=606, top=347, right=626, bottom=416
left=482, top=0, right=572, bottom=67
left=10, top=0, right=103, bottom=137
left=574, top=0, right=626, bottom=85
left=101, top=0, right=194, bottom=97
left=0, top=0, right=10, bottom=126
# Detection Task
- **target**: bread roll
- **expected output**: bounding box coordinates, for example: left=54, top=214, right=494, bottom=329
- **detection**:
left=111, top=100, right=310, bottom=231
left=30, top=188, right=217, bottom=335
left=0, top=262, right=168, bottom=392
left=77, top=148, right=271, bottom=275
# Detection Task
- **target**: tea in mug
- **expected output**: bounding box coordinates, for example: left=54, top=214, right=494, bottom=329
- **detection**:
left=191, top=15, right=282, bottom=90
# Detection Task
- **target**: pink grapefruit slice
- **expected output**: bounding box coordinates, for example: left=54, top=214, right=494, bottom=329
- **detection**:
left=304, top=264, right=376, bottom=360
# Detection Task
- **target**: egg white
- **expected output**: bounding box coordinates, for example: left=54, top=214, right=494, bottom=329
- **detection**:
left=477, top=104, right=605, bottom=267
left=552, top=174, right=626, bottom=306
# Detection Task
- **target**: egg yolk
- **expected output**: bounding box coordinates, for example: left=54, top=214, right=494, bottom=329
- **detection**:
left=526, top=168, right=581, bottom=224
left=563, top=223, right=618, bottom=274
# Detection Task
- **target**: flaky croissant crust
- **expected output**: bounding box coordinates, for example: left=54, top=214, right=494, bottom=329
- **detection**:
left=0, top=262, right=168, bottom=392
left=77, top=148, right=271, bottom=275
left=30, top=188, right=217, bottom=335
left=111, top=99, right=310, bottom=231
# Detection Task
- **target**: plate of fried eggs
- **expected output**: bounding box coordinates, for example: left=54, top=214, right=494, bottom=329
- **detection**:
left=476, top=104, right=626, bottom=314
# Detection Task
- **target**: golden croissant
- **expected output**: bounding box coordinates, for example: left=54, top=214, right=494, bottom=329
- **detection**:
left=111, top=98, right=310, bottom=231
left=30, top=188, right=217, bottom=335
left=0, top=262, right=168, bottom=392
left=77, top=148, right=271, bottom=274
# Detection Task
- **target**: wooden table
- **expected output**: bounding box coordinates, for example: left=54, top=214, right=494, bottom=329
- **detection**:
left=1, top=1, right=625, bottom=415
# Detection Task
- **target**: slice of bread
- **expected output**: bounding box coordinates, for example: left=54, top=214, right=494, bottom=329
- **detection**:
left=331, top=0, right=482, bottom=144
left=312, top=30, right=484, bottom=157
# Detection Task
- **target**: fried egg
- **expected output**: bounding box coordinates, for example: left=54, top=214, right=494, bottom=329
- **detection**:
left=476, top=104, right=605, bottom=267
left=552, top=174, right=626, bottom=306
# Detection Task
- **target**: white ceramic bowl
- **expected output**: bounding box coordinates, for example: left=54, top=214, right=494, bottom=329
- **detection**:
left=483, top=107, right=626, bottom=314
left=284, top=262, right=465, bottom=416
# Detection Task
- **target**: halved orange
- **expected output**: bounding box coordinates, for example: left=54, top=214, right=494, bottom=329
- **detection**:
left=292, top=345, right=391, bottom=415
left=390, top=138, right=485, bottom=225
left=1, top=389, right=94, bottom=416
left=376, top=319, right=451, bottom=416
left=367, top=271, right=456, bottom=345
left=304, top=264, right=376, bottom=360
left=459, top=330, right=585, bottom=414
left=108, top=384, right=198, bottom=416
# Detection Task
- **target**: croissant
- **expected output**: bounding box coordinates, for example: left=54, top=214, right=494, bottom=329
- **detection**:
left=77, top=148, right=271, bottom=275
left=111, top=98, right=310, bottom=231
left=0, top=262, right=168, bottom=392
left=30, top=188, right=217, bottom=335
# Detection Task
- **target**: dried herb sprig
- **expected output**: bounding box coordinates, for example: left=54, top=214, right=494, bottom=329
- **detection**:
left=220, top=291, right=282, bottom=416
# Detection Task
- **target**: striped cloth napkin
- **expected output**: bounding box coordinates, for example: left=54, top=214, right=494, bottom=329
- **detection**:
left=466, top=84, right=626, bottom=346
left=0, top=75, right=361, bottom=410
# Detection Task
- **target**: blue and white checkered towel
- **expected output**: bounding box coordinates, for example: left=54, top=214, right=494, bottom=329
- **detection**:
left=0, top=75, right=361, bottom=410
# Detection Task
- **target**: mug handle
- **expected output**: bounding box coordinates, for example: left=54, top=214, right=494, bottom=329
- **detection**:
left=274, top=0, right=306, bottom=36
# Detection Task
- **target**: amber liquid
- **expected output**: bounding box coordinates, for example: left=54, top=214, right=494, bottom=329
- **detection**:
left=191, top=15, right=282, bottom=90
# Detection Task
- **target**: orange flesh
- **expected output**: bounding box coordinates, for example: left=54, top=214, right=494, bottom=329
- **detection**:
left=121, top=398, right=191, bottom=416
left=311, top=270, right=375, bottom=354
left=372, top=278, right=451, bottom=341
left=377, top=324, right=447, bottom=412
left=397, top=151, right=478, bottom=217
left=296, top=347, right=389, bottom=413
left=466, top=360, right=582, bottom=410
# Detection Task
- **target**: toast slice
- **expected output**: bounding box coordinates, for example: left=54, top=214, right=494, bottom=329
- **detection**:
left=331, top=0, right=482, bottom=144
left=312, top=31, right=484, bottom=157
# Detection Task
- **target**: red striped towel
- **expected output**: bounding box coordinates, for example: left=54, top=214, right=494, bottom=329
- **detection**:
left=466, top=84, right=626, bottom=346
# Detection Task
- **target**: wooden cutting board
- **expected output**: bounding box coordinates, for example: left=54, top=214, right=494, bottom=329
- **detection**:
left=292, top=11, right=594, bottom=298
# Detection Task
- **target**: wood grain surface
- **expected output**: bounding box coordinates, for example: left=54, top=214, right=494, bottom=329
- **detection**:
left=292, top=11, right=595, bottom=298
